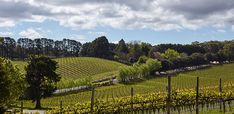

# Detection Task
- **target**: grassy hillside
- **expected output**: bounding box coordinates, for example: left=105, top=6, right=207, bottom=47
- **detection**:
left=13, top=57, right=126, bottom=88
left=20, top=63, right=234, bottom=108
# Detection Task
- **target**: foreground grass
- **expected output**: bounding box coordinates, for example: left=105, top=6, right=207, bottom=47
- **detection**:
left=18, top=63, right=234, bottom=109
left=13, top=57, right=125, bottom=88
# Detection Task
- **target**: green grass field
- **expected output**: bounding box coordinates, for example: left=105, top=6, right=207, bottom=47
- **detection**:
left=19, top=63, right=234, bottom=109
left=12, top=57, right=126, bottom=88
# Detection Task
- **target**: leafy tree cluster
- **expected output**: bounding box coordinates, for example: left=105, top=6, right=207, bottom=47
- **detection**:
left=119, top=58, right=161, bottom=82
left=113, top=40, right=151, bottom=64
left=0, top=37, right=82, bottom=59
left=161, top=49, right=181, bottom=59
left=1, top=36, right=234, bottom=64
left=154, top=43, right=206, bottom=55
left=0, top=58, right=25, bottom=113
left=223, top=42, right=234, bottom=61
left=80, top=36, right=113, bottom=59
left=159, top=49, right=215, bottom=71
left=169, top=53, right=209, bottom=70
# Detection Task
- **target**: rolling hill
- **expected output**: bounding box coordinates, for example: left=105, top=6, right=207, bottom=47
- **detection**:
left=13, top=57, right=126, bottom=88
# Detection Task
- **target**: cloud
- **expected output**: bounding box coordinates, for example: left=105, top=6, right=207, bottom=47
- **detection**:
left=159, top=0, right=234, bottom=19
left=0, top=32, right=13, bottom=36
left=88, top=31, right=107, bottom=37
left=19, top=28, right=42, bottom=39
left=69, top=34, right=87, bottom=43
left=217, top=29, right=226, bottom=33
left=0, top=0, right=234, bottom=31
left=0, top=19, right=15, bottom=27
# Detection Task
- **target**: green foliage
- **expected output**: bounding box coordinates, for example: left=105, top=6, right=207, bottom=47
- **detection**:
left=137, top=56, right=149, bottom=64
left=146, top=59, right=162, bottom=75
left=148, top=46, right=158, bottom=58
left=79, top=42, right=91, bottom=56
left=114, top=39, right=128, bottom=54
left=202, top=41, right=223, bottom=53
left=0, top=37, right=3, bottom=44
left=24, top=56, right=60, bottom=109
left=161, top=49, right=181, bottom=59
left=48, top=86, right=234, bottom=113
left=113, top=55, right=120, bottom=60
left=140, top=42, right=151, bottom=56
left=190, top=53, right=209, bottom=65
left=223, top=42, right=234, bottom=61
left=0, top=58, right=25, bottom=112
left=88, top=36, right=112, bottom=59
left=119, top=58, right=161, bottom=82
left=128, top=42, right=143, bottom=62
left=205, top=53, right=217, bottom=62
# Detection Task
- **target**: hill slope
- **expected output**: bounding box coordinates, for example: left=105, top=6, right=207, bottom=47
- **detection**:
left=55, top=57, right=124, bottom=79
left=13, top=57, right=126, bottom=88
left=13, top=57, right=125, bottom=79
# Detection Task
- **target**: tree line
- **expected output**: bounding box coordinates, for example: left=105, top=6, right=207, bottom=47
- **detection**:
left=0, top=37, right=82, bottom=59
left=0, top=36, right=234, bottom=64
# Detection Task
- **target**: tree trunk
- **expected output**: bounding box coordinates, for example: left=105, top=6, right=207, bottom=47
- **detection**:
left=35, top=98, right=41, bottom=109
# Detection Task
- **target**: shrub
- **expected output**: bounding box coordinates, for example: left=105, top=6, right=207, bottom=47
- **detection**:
left=119, top=59, right=161, bottom=82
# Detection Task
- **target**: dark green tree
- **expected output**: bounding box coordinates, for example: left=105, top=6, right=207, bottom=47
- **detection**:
left=205, top=53, right=217, bottom=62
left=223, top=42, right=234, bottom=61
left=89, top=36, right=111, bottom=59
left=115, top=39, right=129, bottom=54
left=140, top=42, right=151, bottom=56
left=79, top=42, right=91, bottom=56
left=217, top=51, right=227, bottom=63
left=190, top=53, right=208, bottom=66
left=128, top=42, right=143, bottom=62
left=25, top=56, right=60, bottom=109
left=0, top=37, right=3, bottom=44
left=0, top=38, right=3, bottom=56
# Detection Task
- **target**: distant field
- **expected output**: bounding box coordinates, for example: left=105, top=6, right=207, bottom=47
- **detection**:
left=12, top=57, right=126, bottom=88
left=20, top=63, right=234, bottom=108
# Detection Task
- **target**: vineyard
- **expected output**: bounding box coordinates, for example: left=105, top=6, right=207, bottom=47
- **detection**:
left=48, top=85, right=234, bottom=113
left=16, top=63, right=234, bottom=113
left=13, top=57, right=125, bottom=88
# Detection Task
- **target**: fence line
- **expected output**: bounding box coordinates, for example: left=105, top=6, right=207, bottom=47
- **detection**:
left=79, top=76, right=233, bottom=114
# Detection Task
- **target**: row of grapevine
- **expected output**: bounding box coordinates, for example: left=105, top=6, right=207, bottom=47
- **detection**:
left=47, top=84, right=234, bottom=114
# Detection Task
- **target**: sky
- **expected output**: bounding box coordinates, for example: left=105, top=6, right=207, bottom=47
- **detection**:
left=0, top=0, right=234, bottom=44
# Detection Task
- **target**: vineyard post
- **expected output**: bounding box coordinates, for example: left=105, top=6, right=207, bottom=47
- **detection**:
left=219, top=78, right=222, bottom=112
left=90, top=87, right=95, bottom=114
left=20, top=101, right=23, bottom=114
left=219, top=78, right=226, bottom=113
left=60, top=98, right=63, bottom=114
left=131, top=87, right=134, bottom=113
left=166, top=75, right=171, bottom=114
left=196, top=77, right=199, bottom=114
